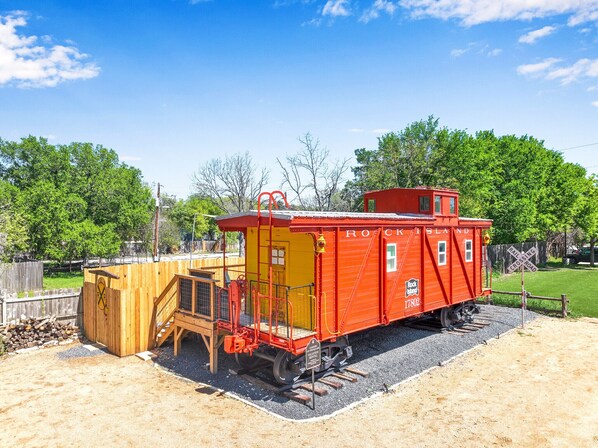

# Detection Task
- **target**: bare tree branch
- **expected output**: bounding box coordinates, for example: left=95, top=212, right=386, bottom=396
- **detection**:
left=278, top=133, right=350, bottom=211
left=192, top=152, right=269, bottom=213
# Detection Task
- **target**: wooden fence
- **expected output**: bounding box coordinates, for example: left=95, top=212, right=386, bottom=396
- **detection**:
left=490, top=290, right=569, bottom=318
left=82, top=256, right=244, bottom=356
left=0, top=289, right=83, bottom=327
left=487, top=241, right=547, bottom=274
left=0, top=262, right=43, bottom=293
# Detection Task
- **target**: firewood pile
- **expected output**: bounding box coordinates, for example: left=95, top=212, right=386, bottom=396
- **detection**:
left=1, top=315, right=80, bottom=353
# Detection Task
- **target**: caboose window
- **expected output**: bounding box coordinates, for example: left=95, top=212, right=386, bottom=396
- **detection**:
left=386, top=244, right=397, bottom=272
left=367, top=199, right=376, bottom=212
left=465, top=240, right=472, bottom=262
left=449, top=197, right=456, bottom=214
left=434, top=196, right=442, bottom=213
left=419, top=196, right=430, bottom=212
left=271, top=248, right=286, bottom=266
left=438, top=241, right=447, bottom=266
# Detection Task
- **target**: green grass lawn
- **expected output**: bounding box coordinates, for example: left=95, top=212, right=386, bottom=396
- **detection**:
left=491, top=263, right=598, bottom=318
left=43, top=271, right=84, bottom=290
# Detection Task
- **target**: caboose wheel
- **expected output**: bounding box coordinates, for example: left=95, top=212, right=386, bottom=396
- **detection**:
left=272, top=350, right=304, bottom=385
left=440, top=302, right=478, bottom=328
left=439, top=307, right=456, bottom=328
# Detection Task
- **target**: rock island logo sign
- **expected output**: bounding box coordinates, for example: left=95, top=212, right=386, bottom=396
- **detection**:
left=405, top=278, right=421, bottom=309
left=405, top=278, right=419, bottom=297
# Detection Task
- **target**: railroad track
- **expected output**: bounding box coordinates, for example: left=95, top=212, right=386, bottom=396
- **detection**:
left=231, top=365, right=369, bottom=406
left=405, top=311, right=493, bottom=335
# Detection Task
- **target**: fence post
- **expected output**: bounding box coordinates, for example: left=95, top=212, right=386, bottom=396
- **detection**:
left=561, top=294, right=568, bottom=318
left=0, top=290, right=6, bottom=324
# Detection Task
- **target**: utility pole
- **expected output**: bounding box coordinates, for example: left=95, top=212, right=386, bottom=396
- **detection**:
left=190, top=213, right=197, bottom=266
left=153, top=183, right=161, bottom=262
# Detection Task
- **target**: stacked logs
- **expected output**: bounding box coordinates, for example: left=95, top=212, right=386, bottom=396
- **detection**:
left=1, top=316, right=79, bottom=353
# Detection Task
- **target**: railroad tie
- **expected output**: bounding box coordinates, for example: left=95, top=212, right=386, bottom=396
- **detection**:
left=299, top=383, right=329, bottom=396
left=318, top=378, right=343, bottom=390
left=282, top=391, right=311, bottom=405
left=345, top=367, right=370, bottom=378
left=332, top=372, right=358, bottom=383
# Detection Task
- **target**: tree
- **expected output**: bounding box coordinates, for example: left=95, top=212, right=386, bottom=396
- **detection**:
left=0, top=181, right=28, bottom=261
left=574, top=176, right=598, bottom=266
left=192, top=152, right=269, bottom=213
left=168, top=195, right=222, bottom=240
left=277, top=133, right=350, bottom=211
left=344, top=118, right=590, bottom=245
left=344, top=116, right=449, bottom=209
left=0, top=136, right=154, bottom=261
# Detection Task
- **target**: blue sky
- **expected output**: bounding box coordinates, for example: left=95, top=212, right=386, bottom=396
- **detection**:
left=0, top=0, right=597, bottom=199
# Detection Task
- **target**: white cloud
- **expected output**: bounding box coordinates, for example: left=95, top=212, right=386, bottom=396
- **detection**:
left=302, top=17, right=322, bottom=26
left=518, top=25, right=557, bottom=44
left=518, top=57, right=598, bottom=85
left=450, top=42, right=501, bottom=58
left=450, top=47, right=469, bottom=57
left=360, top=0, right=397, bottom=23
left=322, top=0, right=351, bottom=17
left=546, top=58, right=598, bottom=84
left=399, top=0, right=598, bottom=27
left=0, top=12, right=99, bottom=88
left=592, top=100, right=598, bottom=107
left=588, top=86, right=598, bottom=91
left=372, top=128, right=390, bottom=134
left=516, top=57, right=561, bottom=75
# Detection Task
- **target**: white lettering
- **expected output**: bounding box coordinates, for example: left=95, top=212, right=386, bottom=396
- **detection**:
left=456, top=228, right=462, bottom=234
left=361, top=230, right=370, bottom=237
left=405, top=297, right=421, bottom=309
left=426, top=228, right=432, bottom=235
left=384, top=229, right=393, bottom=237
left=397, top=229, right=404, bottom=236
left=346, top=230, right=356, bottom=238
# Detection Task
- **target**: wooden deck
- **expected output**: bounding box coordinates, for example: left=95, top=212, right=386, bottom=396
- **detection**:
left=250, top=321, right=315, bottom=340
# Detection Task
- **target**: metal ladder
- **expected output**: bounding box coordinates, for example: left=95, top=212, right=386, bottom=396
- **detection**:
left=255, top=191, right=289, bottom=344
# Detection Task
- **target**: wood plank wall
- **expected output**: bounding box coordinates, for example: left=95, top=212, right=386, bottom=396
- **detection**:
left=83, top=257, right=244, bottom=356
left=0, top=262, right=43, bottom=293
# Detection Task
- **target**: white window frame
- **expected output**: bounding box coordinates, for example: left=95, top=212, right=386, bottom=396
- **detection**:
left=435, top=196, right=442, bottom=214
left=438, top=241, right=447, bottom=266
left=465, top=240, right=473, bottom=262
left=386, top=243, right=397, bottom=272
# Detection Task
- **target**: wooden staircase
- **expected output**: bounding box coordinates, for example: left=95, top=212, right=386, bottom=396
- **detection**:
left=151, top=271, right=229, bottom=374
left=151, top=275, right=178, bottom=348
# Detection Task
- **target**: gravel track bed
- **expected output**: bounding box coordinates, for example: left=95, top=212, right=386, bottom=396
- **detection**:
left=56, top=345, right=109, bottom=360
left=153, top=305, right=535, bottom=420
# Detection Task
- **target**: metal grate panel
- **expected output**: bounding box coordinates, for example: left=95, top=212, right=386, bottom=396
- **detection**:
left=179, top=278, right=192, bottom=311
left=195, top=281, right=211, bottom=317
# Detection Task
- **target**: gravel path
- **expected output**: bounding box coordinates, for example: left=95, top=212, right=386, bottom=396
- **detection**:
left=153, top=304, right=535, bottom=420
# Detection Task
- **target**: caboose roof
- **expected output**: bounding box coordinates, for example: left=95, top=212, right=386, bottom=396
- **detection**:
left=216, top=209, right=491, bottom=231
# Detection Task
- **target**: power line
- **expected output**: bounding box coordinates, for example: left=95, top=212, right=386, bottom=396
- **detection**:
left=558, top=142, right=598, bottom=151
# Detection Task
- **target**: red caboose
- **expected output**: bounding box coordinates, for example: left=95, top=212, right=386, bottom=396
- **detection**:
left=217, top=187, right=492, bottom=383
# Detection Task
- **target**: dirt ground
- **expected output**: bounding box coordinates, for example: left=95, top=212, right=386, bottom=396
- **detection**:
left=1, top=317, right=597, bottom=448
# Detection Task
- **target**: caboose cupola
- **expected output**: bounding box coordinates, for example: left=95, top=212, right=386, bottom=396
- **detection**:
left=363, top=187, right=459, bottom=217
